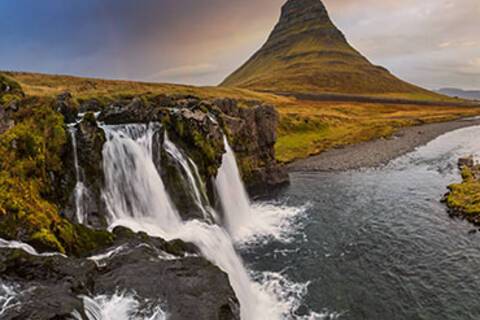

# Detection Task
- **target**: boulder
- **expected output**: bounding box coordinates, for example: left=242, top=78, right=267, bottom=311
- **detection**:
left=0, top=227, right=240, bottom=320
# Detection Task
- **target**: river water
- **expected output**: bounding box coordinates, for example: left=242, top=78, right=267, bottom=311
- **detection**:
left=244, top=125, right=480, bottom=319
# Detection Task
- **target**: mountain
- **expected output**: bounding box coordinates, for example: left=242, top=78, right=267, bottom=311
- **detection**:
left=437, top=88, right=480, bottom=101
left=222, top=0, right=437, bottom=98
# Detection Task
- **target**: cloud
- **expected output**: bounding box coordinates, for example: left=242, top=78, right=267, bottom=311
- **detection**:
left=148, top=64, right=218, bottom=80
left=0, top=0, right=478, bottom=89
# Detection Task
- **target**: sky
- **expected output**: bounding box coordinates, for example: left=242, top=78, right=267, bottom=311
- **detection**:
left=0, top=0, right=478, bottom=90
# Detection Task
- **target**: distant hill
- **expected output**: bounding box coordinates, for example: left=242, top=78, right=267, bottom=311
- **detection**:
left=437, top=88, right=480, bottom=101
left=222, top=0, right=442, bottom=100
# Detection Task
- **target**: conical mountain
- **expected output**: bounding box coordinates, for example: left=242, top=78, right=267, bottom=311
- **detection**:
left=222, top=0, right=434, bottom=97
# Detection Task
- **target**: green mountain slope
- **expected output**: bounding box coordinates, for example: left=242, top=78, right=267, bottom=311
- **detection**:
left=222, top=0, right=441, bottom=99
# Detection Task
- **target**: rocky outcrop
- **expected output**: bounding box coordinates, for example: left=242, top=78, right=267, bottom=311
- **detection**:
left=214, top=98, right=289, bottom=193
left=0, top=74, right=24, bottom=134
left=443, top=157, right=480, bottom=226
left=0, top=227, right=239, bottom=320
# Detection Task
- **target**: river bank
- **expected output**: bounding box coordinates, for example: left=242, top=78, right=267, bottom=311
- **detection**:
left=288, top=117, right=480, bottom=172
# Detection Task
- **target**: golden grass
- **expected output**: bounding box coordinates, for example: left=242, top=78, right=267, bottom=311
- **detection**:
left=275, top=99, right=480, bottom=163
left=5, top=71, right=480, bottom=164
left=5, top=71, right=287, bottom=103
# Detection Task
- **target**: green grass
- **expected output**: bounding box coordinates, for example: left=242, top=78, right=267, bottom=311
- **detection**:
left=445, top=166, right=480, bottom=221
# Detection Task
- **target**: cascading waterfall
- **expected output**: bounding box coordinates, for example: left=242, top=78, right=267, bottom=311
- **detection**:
left=162, top=132, right=216, bottom=221
left=101, top=123, right=181, bottom=230
left=99, top=123, right=288, bottom=320
left=68, top=125, right=89, bottom=224
left=215, top=136, right=253, bottom=238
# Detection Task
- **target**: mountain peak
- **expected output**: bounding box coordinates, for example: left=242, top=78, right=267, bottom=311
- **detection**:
left=281, top=0, right=328, bottom=21
left=222, top=0, right=435, bottom=98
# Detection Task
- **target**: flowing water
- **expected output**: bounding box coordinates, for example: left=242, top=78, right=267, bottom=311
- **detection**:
left=68, top=126, right=90, bottom=224
left=100, top=123, right=312, bottom=320
left=243, top=125, right=480, bottom=319
left=71, top=293, right=167, bottom=320
left=6, top=122, right=479, bottom=319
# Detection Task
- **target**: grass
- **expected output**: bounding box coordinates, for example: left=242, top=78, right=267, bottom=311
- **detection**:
left=445, top=165, right=480, bottom=223
left=275, top=99, right=480, bottom=163
left=4, top=71, right=480, bottom=164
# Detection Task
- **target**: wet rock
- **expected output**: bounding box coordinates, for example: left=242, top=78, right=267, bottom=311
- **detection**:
left=61, top=113, right=108, bottom=228
left=215, top=99, right=289, bottom=193
left=0, top=227, right=240, bottom=320
left=94, top=246, right=239, bottom=320
left=458, top=156, right=475, bottom=169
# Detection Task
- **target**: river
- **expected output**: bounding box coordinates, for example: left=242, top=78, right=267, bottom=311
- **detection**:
left=244, top=125, right=480, bottom=319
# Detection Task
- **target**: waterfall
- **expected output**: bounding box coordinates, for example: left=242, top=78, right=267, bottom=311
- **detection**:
left=101, top=124, right=181, bottom=231
left=68, top=126, right=89, bottom=224
left=100, top=123, right=286, bottom=320
left=215, top=136, right=254, bottom=239
left=162, top=132, right=216, bottom=221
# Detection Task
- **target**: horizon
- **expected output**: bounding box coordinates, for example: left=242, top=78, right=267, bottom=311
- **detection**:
left=1, top=0, right=479, bottom=90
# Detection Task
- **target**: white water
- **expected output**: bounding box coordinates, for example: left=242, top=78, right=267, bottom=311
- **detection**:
left=215, top=136, right=252, bottom=237
left=98, top=123, right=318, bottom=319
left=72, top=292, right=167, bottom=320
left=68, top=126, right=90, bottom=224
left=215, top=136, right=308, bottom=246
left=0, top=238, right=64, bottom=257
left=163, top=132, right=216, bottom=221
left=102, top=124, right=181, bottom=230
left=0, top=284, right=20, bottom=317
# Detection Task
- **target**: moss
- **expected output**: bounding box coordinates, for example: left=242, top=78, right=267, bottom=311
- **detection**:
left=0, top=74, right=24, bottom=105
left=0, top=96, right=114, bottom=256
left=166, top=111, right=224, bottom=180
left=445, top=165, right=480, bottom=224
left=83, top=112, right=97, bottom=125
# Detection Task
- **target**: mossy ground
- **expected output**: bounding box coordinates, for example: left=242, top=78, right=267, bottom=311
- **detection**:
left=445, top=165, right=480, bottom=223
left=275, top=100, right=480, bottom=163
left=0, top=88, right=112, bottom=255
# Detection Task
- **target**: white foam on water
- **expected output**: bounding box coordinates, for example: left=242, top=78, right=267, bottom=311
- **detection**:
left=0, top=238, right=65, bottom=257
left=253, top=272, right=342, bottom=320
left=78, top=292, right=167, bottom=320
left=0, top=284, right=20, bottom=317
left=236, top=202, right=310, bottom=247
left=216, top=136, right=309, bottom=246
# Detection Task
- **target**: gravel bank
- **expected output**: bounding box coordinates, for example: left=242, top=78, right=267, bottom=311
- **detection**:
left=288, top=117, right=480, bottom=172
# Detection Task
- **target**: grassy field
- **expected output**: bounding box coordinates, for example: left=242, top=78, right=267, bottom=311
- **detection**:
left=274, top=99, right=480, bottom=163
left=5, top=71, right=480, bottom=164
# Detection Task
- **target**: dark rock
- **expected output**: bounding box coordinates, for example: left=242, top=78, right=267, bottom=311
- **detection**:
left=0, top=106, right=15, bottom=134
left=458, top=156, right=475, bottom=169
left=0, top=226, right=240, bottom=320
left=216, top=99, right=289, bottom=193
left=94, top=247, right=239, bottom=320
left=61, top=114, right=108, bottom=228
left=54, top=91, right=78, bottom=124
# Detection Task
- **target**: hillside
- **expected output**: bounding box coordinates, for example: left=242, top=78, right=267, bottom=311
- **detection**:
left=438, top=88, right=480, bottom=101
left=222, top=0, right=442, bottom=101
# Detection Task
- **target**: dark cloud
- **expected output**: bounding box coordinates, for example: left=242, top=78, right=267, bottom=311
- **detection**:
left=0, top=0, right=478, bottom=89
